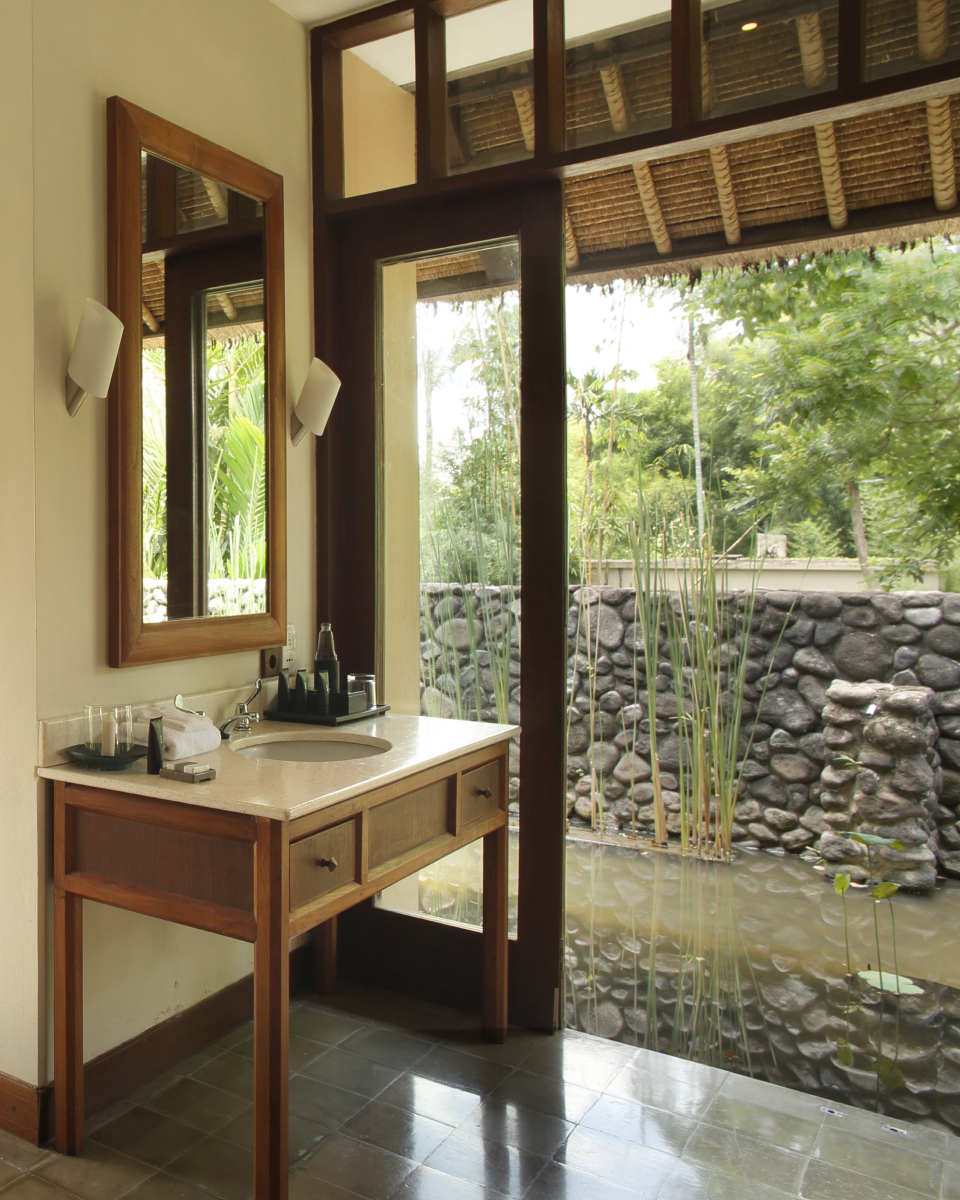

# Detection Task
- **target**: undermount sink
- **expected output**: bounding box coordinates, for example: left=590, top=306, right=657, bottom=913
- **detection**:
left=231, top=732, right=391, bottom=763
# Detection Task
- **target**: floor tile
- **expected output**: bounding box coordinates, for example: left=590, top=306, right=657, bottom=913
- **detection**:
left=488, top=1069, right=601, bottom=1123
left=298, top=1133, right=415, bottom=1200
left=627, top=1049, right=726, bottom=1090
left=34, top=1141, right=155, bottom=1200
left=143, top=1077, right=249, bottom=1135
left=229, top=1032, right=327, bottom=1075
left=681, top=1123, right=807, bottom=1196
left=289, top=1008, right=367, bottom=1048
left=944, top=1162, right=960, bottom=1200
left=86, top=1100, right=135, bottom=1136
left=91, top=1107, right=207, bottom=1169
left=341, top=1100, right=452, bottom=1162
left=288, top=1075, right=368, bottom=1129
left=122, top=1172, right=219, bottom=1200
left=605, top=1066, right=719, bottom=1122
left=521, top=1035, right=638, bottom=1092
left=457, top=1097, right=573, bottom=1158
left=0, top=1130, right=54, bottom=1172
left=338, top=1027, right=433, bottom=1071
left=579, top=1095, right=696, bottom=1155
left=169, top=1044, right=224, bottom=1077
left=311, top=983, right=395, bottom=1023
left=523, top=1160, right=650, bottom=1199
left=411, top=1047, right=514, bottom=1095
left=0, top=1161, right=23, bottom=1191
left=799, top=1157, right=935, bottom=1200
left=554, top=1126, right=676, bottom=1192
left=813, top=1123, right=943, bottom=1197
left=716, top=1071, right=827, bottom=1124
left=388, top=1164, right=511, bottom=1200
left=375, top=1000, right=472, bottom=1038
left=299, top=1048, right=402, bottom=1099
left=701, top=1094, right=821, bottom=1155
left=189, top=1051, right=254, bottom=1098
left=0, top=1178, right=78, bottom=1200
left=423, top=1129, right=546, bottom=1198
left=215, top=1109, right=327, bottom=1165
left=818, top=1103, right=948, bottom=1161
left=376, top=1074, right=483, bottom=1126
left=213, top=1023, right=253, bottom=1052
left=124, top=1073, right=182, bottom=1108
left=164, top=1135, right=253, bottom=1200
left=288, top=1172, right=365, bottom=1200
left=438, top=1030, right=538, bottom=1070
left=657, top=1159, right=794, bottom=1200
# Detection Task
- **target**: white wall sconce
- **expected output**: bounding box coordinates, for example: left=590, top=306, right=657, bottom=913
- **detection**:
left=65, top=298, right=124, bottom=416
left=291, top=357, right=341, bottom=446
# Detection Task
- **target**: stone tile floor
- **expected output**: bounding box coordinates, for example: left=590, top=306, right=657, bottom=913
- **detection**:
left=1, top=982, right=958, bottom=1199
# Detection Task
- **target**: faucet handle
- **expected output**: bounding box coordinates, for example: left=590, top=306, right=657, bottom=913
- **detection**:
left=238, top=679, right=262, bottom=714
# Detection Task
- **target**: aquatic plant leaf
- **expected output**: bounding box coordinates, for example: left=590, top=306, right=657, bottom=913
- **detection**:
left=857, top=970, right=924, bottom=996
left=871, top=882, right=899, bottom=900
left=834, top=873, right=851, bottom=895
left=878, top=1057, right=905, bottom=1090
left=850, top=833, right=904, bottom=849
left=837, top=1038, right=854, bottom=1067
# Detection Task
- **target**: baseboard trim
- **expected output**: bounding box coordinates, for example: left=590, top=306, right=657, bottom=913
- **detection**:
left=0, top=943, right=312, bottom=1146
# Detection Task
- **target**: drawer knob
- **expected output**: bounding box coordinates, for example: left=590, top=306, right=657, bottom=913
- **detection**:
left=476, top=787, right=493, bottom=798
left=316, top=857, right=338, bottom=871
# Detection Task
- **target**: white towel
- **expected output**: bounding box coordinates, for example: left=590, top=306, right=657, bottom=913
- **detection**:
left=133, top=705, right=222, bottom=761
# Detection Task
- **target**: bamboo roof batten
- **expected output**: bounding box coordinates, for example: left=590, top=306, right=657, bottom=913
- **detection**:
left=512, top=86, right=535, bottom=151
left=202, top=177, right=228, bottom=219
left=599, top=61, right=631, bottom=133
left=918, top=0, right=958, bottom=212
left=141, top=302, right=160, bottom=334
left=709, top=145, right=742, bottom=244
left=632, top=161, right=673, bottom=254
left=217, top=293, right=238, bottom=320
left=796, top=12, right=827, bottom=89
left=918, top=0, right=950, bottom=62
left=815, top=121, right=848, bottom=229
left=564, top=207, right=581, bottom=268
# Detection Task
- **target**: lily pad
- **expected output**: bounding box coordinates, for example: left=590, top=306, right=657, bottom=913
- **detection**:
left=857, top=970, right=924, bottom=996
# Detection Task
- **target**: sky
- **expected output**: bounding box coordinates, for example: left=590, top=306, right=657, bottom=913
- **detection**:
left=416, top=280, right=692, bottom=455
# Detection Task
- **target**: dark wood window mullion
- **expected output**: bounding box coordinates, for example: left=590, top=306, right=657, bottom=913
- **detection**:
left=533, top=0, right=565, bottom=157
left=837, top=0, right=866, bottom=97
left=415, top=4, right=448, bottom=182
left=672, top=0, right=702, bottom=128
left=314, top=34, right=345, bottom=202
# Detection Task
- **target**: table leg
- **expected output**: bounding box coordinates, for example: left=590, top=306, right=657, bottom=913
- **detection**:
left=315, top=917, right=337, bottom=996
left=482, top=823, right=508, bottom=1043
left=54, top=889, right=84, bottom=1153
left=254, top=819, right=289, bottom=1200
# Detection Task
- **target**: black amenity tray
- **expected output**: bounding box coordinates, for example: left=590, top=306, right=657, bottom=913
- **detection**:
left=263, top=705, right=390, bottom=727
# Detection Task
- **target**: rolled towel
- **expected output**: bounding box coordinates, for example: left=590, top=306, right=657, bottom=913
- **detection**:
left=133, top=705, right=222, bottom=761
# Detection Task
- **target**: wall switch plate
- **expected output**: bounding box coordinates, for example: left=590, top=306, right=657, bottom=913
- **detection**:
left=282, top=624, right=296, bottom=669
left=260, top=647, right=283, bottom=678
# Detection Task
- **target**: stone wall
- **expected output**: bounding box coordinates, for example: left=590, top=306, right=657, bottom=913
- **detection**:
left=419, top=583, right=960, bottom=888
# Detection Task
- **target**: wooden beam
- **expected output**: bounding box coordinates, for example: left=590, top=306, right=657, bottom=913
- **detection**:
left=632, top=162, right=672, bottom=253
left=513, top=85, right=535, bottom=151
left=927, top=95, right=957, bottom=210
left=564, top=206, right=580, bottom=268
left=312, top=32, right=344, bottom=201
left=672, top=0, right=702, bottom=128
left=599, top=61, right=631, bottom=133
left=919, top=0, right=950, bottom=62
left=709, top=146, right=741, bottom=245
left=814, top=121, right=848, bottom=229
left=837, top=0, right=865, bottom=96
left=415, top=4, right=448, bottom=182
left=534, top=0, right=565, bottom=156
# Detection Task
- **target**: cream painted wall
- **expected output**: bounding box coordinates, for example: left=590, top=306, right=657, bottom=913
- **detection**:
left=342, top=51, right=416, bottom=197
left=0, top=0, right=42, bottom=1089
left=0, top=0, right=314, bottom=1087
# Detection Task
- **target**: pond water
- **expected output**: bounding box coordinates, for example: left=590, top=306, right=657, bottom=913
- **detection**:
left=404, top=833, right=960, bottom=1133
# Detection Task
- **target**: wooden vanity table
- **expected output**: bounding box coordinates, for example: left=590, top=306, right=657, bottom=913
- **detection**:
left=41, top=715, right=515, bottom=1200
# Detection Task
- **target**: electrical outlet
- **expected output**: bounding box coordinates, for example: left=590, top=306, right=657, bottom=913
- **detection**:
left=282, top=624, right=296, bottom=669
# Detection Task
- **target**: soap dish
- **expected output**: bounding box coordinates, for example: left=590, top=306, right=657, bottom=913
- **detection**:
left=66, top=743, right=149, bottom=771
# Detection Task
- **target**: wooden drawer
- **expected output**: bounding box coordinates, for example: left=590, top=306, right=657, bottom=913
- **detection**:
left=461, top=759, right=501, bottom=826
left=368, top=779, right=451, bottom=871
left=290, top=820, right=356, bottom=909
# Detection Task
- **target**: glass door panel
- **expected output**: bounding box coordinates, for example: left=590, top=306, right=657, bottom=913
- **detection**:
left=375, top=239, right=522, bottom=938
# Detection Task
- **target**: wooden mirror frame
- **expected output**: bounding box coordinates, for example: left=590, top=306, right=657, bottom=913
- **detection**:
left=107, top=97, right=286, bottom=667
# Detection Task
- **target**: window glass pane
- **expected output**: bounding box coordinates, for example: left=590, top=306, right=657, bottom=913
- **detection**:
left=565, top=0, right=671, bottom=149
left=701, top=1, right=838, bottom=118
left=446, top=0, right=534, bottom=173
left=865, top=0, right=960, bottom=80
left=343, top=32, right=417, bottom=196
left=376, top=241, right=521, bottom=938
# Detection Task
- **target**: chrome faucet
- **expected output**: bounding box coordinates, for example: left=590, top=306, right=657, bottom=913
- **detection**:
left=219, top=679, right=263, bottom=736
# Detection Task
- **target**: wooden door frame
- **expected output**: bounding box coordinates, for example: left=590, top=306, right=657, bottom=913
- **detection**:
left=315, top=181, right=567, bottom=1029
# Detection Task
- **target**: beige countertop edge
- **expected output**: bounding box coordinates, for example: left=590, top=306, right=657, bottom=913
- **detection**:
left=37, top=714, right=519, bottom=823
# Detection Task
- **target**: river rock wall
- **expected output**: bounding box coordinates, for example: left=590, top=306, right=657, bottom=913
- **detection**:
left=419, top=583, right=960, bottom=887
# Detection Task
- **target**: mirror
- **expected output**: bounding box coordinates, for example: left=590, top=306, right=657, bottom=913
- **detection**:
left=107, top=98, right=286, bottom=666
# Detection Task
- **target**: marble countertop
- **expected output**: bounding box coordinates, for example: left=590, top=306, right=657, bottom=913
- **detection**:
left=37, top=714, right=518, bottom=822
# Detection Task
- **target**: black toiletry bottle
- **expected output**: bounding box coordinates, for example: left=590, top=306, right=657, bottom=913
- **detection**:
left=147, top=717, right=164, bottom=775
left=315, top=623, right=340, bottom=699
